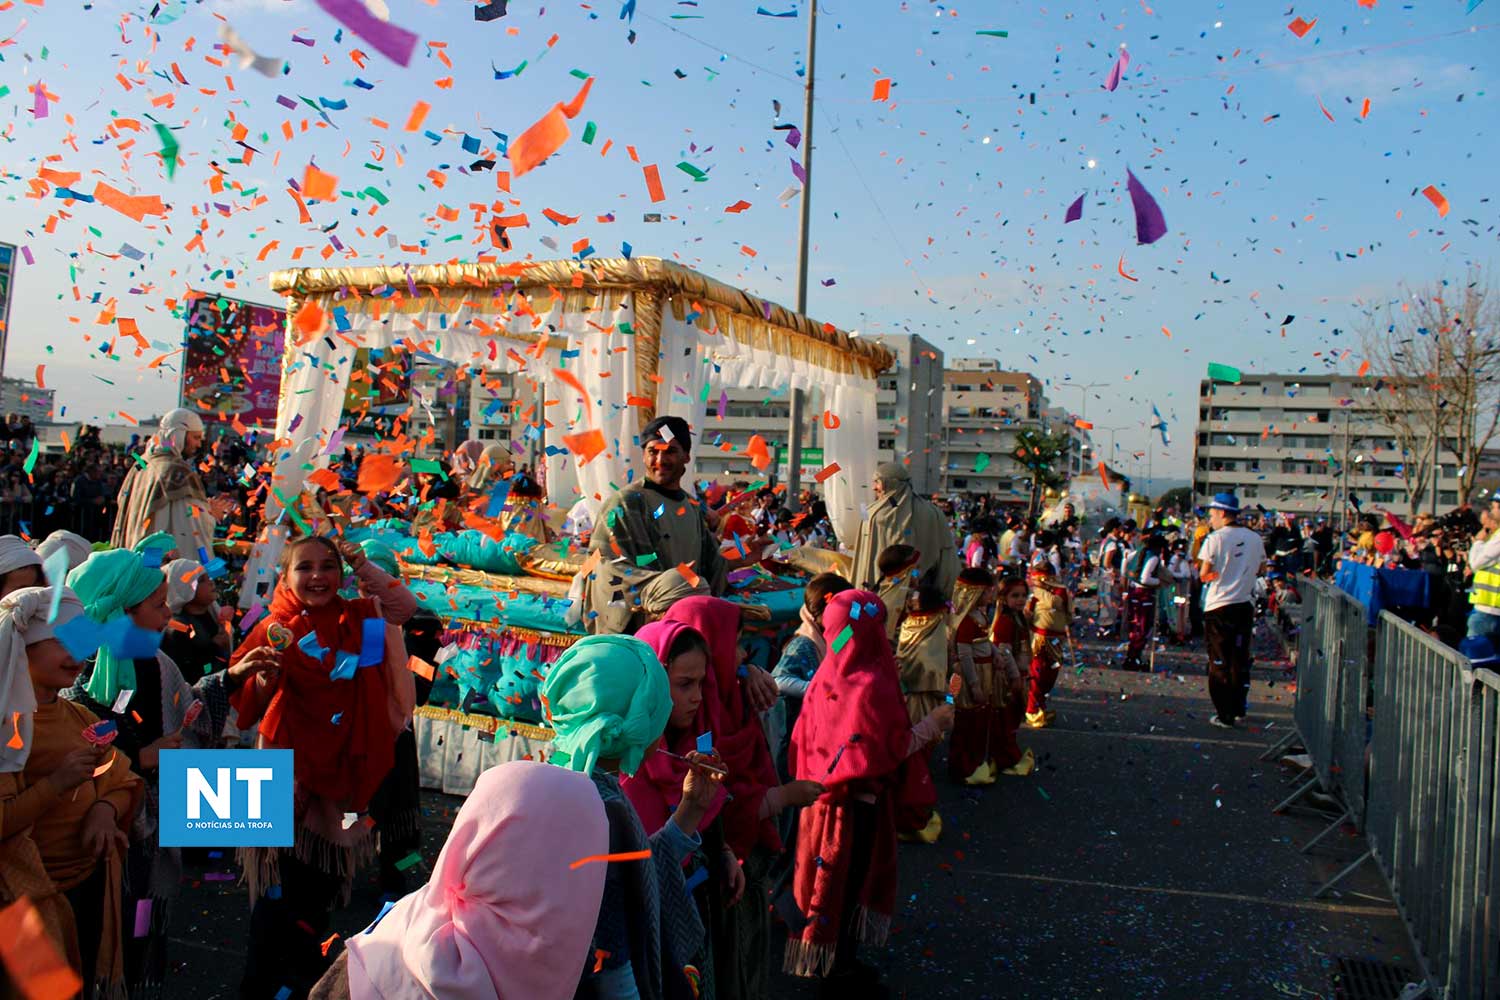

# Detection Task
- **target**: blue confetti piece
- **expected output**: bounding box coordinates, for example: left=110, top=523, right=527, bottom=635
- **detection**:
left=56, top=616, right=108, bottom=660
left=684, top=866, right=709, bottom=893
left=141, top=548, right=165, bottom=569
left=850, top=601, right=862, bottom=620
left=116, top=624, right=164, bottom=660
left=329, top=650, right=360, bottom=681
left=358, top=617, right=385, bottom=667
left=363, top=899, right=397, bottom=935
left=696, top=731, right=713, bottom=753
left=266, top=884, right=282, bottom=899
left=274, top=989, right=292, bottom=1000
left=298, top=631, right=326, bottom=661
left=653, top=504, right=665, bottom=519
left=331, top=712, right=343, bottom=725
left=461, top=133, right=480, bottom=154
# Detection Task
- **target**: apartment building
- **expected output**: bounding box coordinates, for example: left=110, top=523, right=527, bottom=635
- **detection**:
left=941, top=360, right=1044, bottom=498
left=1192, top=372, right=1464, bottom=515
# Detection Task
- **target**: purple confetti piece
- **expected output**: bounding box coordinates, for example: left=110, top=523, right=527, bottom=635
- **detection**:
left=276, top=95, right=299, bottom=110
left=761, top=300, right=772, bottom=321
left=786, top=127, right=801, bottom=148
left=820, top=278, right=836, bottom=287
left=20, top=246, right=33, bottom=266
left=313, top=0, right=418, bottom=67
left=291, top=33, right=316, bottom=46
left=1126, top=168, right=1166, bottom=245
left=32, top=81, right=47, bottom=120
left=1104, top=49, right=1130, bottom=92
left=718, top=389, right=728, bottom=417
left=1064, top=193, right=1084, bottom=224
left=789, top=157, right=807, bottom=185
left=329, top=234, right=345, bottom=251
left=134, top=898, right=152, bottom=938
left=325, top=426, right=347, bottom=454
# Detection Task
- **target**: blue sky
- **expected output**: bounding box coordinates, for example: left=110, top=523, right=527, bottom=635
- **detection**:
left=0, top=0, right=1493, bottom=478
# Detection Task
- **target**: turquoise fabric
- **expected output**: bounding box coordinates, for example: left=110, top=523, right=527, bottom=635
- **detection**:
left=539, top=635, right=671, bottom=777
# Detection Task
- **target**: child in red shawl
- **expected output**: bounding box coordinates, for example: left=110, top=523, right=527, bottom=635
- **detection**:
left=661, top=596, right=822, bottom=1000
left=784, top=590, right=953, bottom=993
left=229, top=536, right=416, bottom=1000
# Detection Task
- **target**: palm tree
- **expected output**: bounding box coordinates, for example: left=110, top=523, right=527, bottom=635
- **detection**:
left=1014, top=427, right=1071, bottom=519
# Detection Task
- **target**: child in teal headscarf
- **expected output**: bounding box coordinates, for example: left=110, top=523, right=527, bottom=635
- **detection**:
left=541, top=635, right=724, bottom=1000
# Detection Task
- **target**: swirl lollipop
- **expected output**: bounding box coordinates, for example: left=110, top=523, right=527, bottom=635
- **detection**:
left=83, top=719, right=118, bottom=747
left=266, top=623, right=294, bottom=652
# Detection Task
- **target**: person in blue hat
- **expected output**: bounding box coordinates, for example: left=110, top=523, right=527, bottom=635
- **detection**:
left=1196, top=493, right=1267, bottom=728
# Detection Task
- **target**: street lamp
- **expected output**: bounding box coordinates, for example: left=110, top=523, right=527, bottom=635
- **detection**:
left=1052, top=382, right=1109, bottom=425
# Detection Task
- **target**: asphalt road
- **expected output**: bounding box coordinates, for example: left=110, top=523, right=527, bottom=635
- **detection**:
left=163, top=621, right=1417, bottom=999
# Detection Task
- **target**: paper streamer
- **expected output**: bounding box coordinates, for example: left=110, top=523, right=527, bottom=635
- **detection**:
left=1064, top=194, right=1084, bottom=223
left=312, top=0, right=418, bottom=67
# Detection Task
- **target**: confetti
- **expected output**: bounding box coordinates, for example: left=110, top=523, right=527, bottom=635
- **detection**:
left=570, top=849, right=651, bottom=870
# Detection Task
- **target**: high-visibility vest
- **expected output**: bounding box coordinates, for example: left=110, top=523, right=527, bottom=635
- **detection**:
left=1473, top=567, right=1500, bottom=609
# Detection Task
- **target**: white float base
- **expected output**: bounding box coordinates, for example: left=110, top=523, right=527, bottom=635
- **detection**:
left=413, top=706, right=556, bottom=797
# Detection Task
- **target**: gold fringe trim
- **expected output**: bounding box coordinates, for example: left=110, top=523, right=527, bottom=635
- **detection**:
left=414, top=705, right=556, bottom=742
left=267, top=258, right=893, bottom=376
left=238, top=824, right=377, bottom=909
left=782, top=938, right=835, bottom=980
left=397, top=560, right=574, bottom=600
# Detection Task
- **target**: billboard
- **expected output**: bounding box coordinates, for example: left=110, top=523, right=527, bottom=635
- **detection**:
left=180, top=293, right=286, bottom=428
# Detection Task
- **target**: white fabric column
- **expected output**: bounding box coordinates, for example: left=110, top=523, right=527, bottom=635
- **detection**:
left=655, top=312, right=713, bottom=447
left=822, top=381, right=878, bottom=547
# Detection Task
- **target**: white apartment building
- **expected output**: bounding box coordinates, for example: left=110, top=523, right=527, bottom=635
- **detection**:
left=0, top=376, right=54, bottom=424
left=1192, top=373, right=1464, bottom=515
left=941, top=360, right=1044, bottom=499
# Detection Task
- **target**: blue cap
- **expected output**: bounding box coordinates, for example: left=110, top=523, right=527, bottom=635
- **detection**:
left=1208, top=492, right=1240, bottom=513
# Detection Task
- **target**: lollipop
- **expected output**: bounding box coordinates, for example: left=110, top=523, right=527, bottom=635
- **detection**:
left=946, top=673, right=963, bottom=705
left=266, top=623, right=294, bottom=651
left=83, top=719, right=118, bottom=747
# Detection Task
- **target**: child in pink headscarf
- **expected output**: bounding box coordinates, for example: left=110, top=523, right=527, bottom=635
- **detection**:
left=309, top=760, right=610, bottom=1000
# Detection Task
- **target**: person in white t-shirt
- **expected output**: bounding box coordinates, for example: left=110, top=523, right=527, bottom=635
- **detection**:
left=1197, top=493, right=1267, bottom=728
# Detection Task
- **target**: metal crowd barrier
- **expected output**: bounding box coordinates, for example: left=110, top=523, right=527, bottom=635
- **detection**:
left=1365, top=611, right=1491, bottom=999
left=1265, top=578, right=1373, bottom=891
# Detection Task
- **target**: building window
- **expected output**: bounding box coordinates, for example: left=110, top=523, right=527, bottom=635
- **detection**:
left=1440, top=491, right=1458, bottom=505
left=1370, top=491, right=1396, bottom=503
left=953, top=478, right=968, bottom=490
left=878, top=437, right=895, bottom=450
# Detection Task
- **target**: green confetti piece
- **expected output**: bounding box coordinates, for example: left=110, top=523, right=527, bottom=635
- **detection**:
left=154, top=123, right=180, bottom=180
left=831, top=625, right=853, bottom=653
left=635, top=552, right=659, bottom=568
left=393, top=851, right=423, bottom=872
left=21, top=439, right=39, bottom=475
left=975, top=29, right=1009, bottom=37
left=975, top=453, right=990, bottom=473
left=676, top=161, right=708, bottom=181
left=569, top=68, right=592, bottom=80
left=581, top=121, right=597, bottom=145
left=363, top=186, right=389, bottom=205
left=0, top=86, right=9, bottom=99
left=410, top=459, right=448, bottom=479
left=1037, top=786, right=1051, bottom=801
left=1206, top=362, right=1242, bottom=384
left=272, top=488, right=311, bottom=534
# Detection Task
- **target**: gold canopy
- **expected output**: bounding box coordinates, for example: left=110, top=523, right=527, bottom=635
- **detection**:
left=266, top=256, right=894, bottom=379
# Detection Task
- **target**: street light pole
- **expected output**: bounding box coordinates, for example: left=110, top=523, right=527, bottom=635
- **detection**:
left=785, top=0, right=818, bottom=505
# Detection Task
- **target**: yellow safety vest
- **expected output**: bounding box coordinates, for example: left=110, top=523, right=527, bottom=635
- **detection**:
left=1473, top=567, right=1500, bottom=609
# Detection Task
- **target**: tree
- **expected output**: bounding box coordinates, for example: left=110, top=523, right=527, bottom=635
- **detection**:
left=1157, top=485, right=1194, bottom=514
left=1014, top=427, right=1071, bottom=519
left=1358, top=268, right=1500, bottom=515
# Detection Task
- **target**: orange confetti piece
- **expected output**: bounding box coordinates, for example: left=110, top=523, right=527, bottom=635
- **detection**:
left=1098, top=461, right=1111, bottom=492
left=403, top=101, right=431, bottom=132
left=676, top=562, right=701, bottom=589
left=356, top=454, right=402, bottom=494
left=1360, top=98, right=1371, bottom=118
left=561, top=429, right=607, bottom=465
left=821, top=410, right=841, bottom=430
left=813, top=462, right=842, bottom=484
left=1357, top=359, right=1371, bottom=377
left=745, top=434, right=771, bottom=471
left=407, top=656, right=436, bottom=682
left=570, top=849, right=651, bottom=870
left=643, top=164, right=666, bottom=203
left=724, top=200, right=751, bottom=213
left=293, top=300, right=325, bottom=337
left=871, top=78, right=891, bottom=101
left=1316, top=95, right=1334, bottom=122
left=1117, top=254, right=1139, bottom=282
left=5, top=712, right=21, bottom=751
left=33, top=365, right=43, bottom=390
left=1287, top=16, right=1316, bottom=37
left=0, top=897, right=83, bottom=1000
left=301, top=165, right=338, bottom=202
left=92, top=182, right=166, bottom=222
left=508, top=78, right=595, bottom=178
left=1422, top=184, right=1450, bottom=218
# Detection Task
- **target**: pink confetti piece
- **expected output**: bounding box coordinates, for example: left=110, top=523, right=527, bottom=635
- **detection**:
left=1104, top=49, right=1130, bottom=91
left=133, top=899, right=152, bottom=938
left=32, top=81, right=47, bottom=120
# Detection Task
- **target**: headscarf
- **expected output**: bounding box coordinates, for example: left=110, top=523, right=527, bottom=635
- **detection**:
left=157, top=407, right=204, bottom=455
left=132, top=531, right=179, bottom=560
left=344, top=760, right=609, bottom=1000
left=791, top=590, right=913, bottom=789
left=620, top=621, right=726, bottom=836
left=0, top=586, right=85, bottom=772
left=450, top=439, right=488, bottom=480
left=850, top=464, right=959, bottom=596
left=229, top=584, right=395, bottom=811
left=638, top=567, right=709, bottom=618
left=0, top=535, right=42, bottom=579
left=359, top=539, right=400, bottom=577
left=163, top=559, right=206, bottom=614
left=539, top=635, right=670, bottom=778
left=662, top=596, right=781, bottom=858
left=874, top=462, right=910, bottom=494
left=67, top=549, right=166, bottom=707
left=35, top=531, right=91, bottom=580
left=784, top=589, right=912, bottom=977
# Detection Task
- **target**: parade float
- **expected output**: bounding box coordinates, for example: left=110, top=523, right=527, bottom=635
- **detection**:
left=252, top=257, right=890, bottom=793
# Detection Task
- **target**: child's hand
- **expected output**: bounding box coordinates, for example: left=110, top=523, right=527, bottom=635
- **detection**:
left=930, top=703, right=956, bottom=733
left=722, top=848, right=746, bottom=908
left=674, top=751, right=725, bottom=836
